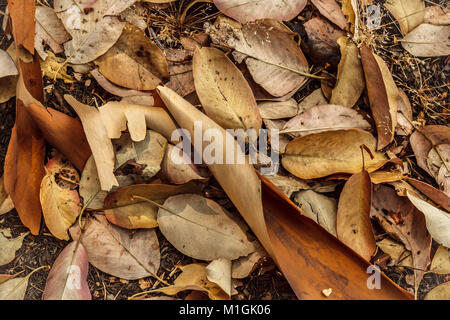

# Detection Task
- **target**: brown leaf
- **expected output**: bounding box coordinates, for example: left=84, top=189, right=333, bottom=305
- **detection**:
left=371, top=185, right=432, bottom=293
left=330, top=37, right=365, bottom=108
left=7, top=0, right=35, bottom=54
left=401, top=24, right=450, bottom=57
left=311, top=0, right=347, bottom=29
left=301, top=17, right=345, bottom=68
left=282, top=104, right=371, bottom=138
left=193, top=47, right=261, bottom=130
left=337, top=171, right=376, bottom=261
left=360, top=45, right=398, bottom=150
left=95, top=23, right=169, bottom=90
left=213, top=0, right=307, bottom=23
left=260, top=174, right=413, bottom=299
left=424, top=5, right=450, bottom=25
left=384, top=0, right=424, bottom=35
left=282, top=129, right=387, bottom=179
left=407, top=178, right=450, bottom=212
left=207, top=20, right=309, bottom=97
left=396, top=89, right=413, bottom=136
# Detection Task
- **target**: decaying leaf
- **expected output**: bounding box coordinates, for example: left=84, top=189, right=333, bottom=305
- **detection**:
left=0, top=276, right=29, bottom=300
left=407, top=178, right=450, bottom=212
left=151, top=263, right=229, bottom=300
left=193, top=46, right=261, bottom=130
left=297, top=88, right=329, bottom=114
left=330, top=37, right=365, bottom=108
left=54, top=0, right=135, bottom=63
left=0, top=229, right=28, bottom=266
left=160, top=144, right=206, bottom=185
left=310, top=0, right=347, bottom=30
left=424, top=5, right=450, bottom=25
left=0, top=49, right=18, bottom=103
left=396, top=89, right=413, bottom=136
left=371, top=185, right=432, bottom=293
left=158, top=194, right=254, bottom=261
left=0, top=177, right=14, bottom=215
left=282, top=129, right=387, bottom=179
left=206, top=258, right=232, bottom=297
left=258, top=99, right=298, bottom=120
left=377, top=238, right=413, bottom=268
left=40, top=156, right=81, bottom=240
left=265, top=174, right=338, bottom=198
left=294, top=190, right=337, bottom=236
left=70, top=216, right=160, bottom=280
left=232, top=241, right=268, bottom=279
left=336, top=171, right=376, bottom=261
left=34, top=5, right=71, bottom=60
left=424, top=281, right=450, bottom=300
left=212, top=0, right=307, bottom=23
left=430, top=246, right=450, bottom=275
left=401, top=24, right=450, bottom=57
left=360, top=45, right=398, bottom=150
left=384, top=0, right=425, bottom=35
left=206, top=19, right=309, bottom=97
left=407, top=192, right=450, bottom=248
left=282, top=104, right=371, bottom=138
left=95, top=23, right=169, bottom=90
left=7, top=0, right=36, bottom=54
left=43, top=241, right=91, bottom=300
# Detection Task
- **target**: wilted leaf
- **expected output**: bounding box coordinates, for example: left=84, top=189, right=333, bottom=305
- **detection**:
left=151, top=263, right=229, bottom=300
left=0, top=49, right=18, bottom=103
left=160, top=144, right=206, bottom=185
left=430, top=246, right=450, bottom=275
left=407, top=192, right=450, bottom=248
left=232, top=241, right=268, bottom=279
left=158, top=194, right=254, bottom=261
left=407, top=178, right=450, bottom=212
left=0, top=276, right=28, bottom=300
left=294, top=190, right=337, bottom=236
left=282, top=129, right=387, bottom=179
left=206, top=258, right=232, bottom=297
left=95, top=23, right=169, bottom=90
left=70, top=215, right=160, bottom=280
left=424, top=281, right=450, bottom=300
left=40, top=156, right=82, bottom=240
left=207, top=20, right=309, bottom=97
left=336, top=171, right=376, bottom=261
left=43, top=241, right=91, bottom=300
left=330, top=37, right=365, bottom=108
left=54, top=0, right=135, bottom=63
left=360, top=45, right=398, bottom=150
left=213, top=0, right=307, bottom=23
left=193, top=46, right=261, bottom=130
left=371, top=185, right=432, bottom=292
left=377, top=238, right=413, bottom=268
left=7, top=0, right=36, bottom=54
left=384, top=0, right=425, bottom=35
left=282, top=104, right=371, bottom=138
left=0, top=229, right=28, bottom=266
left=258, top=99, right=298, bottom=120
left=424, top=5, right=450, bottom=25
left=310, top=0, right=347, bottom=29
left=266, top=174, right=338, bottom=198
left=297, top=89, right=328, bottom=114
left=401, top=24, right=450, bottom=57
left=34, top=5, right=71, bottom=60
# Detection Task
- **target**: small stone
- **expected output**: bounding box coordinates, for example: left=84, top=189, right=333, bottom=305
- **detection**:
left=322, top=288, right=333, bottom=297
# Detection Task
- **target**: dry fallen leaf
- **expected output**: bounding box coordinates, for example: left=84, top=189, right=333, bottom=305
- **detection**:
left=407, top=178, right=450, bottom=212
left=207, top=19, right=309, bottom=97
left=371, top=185, right=432, bottom=294
left=330, top=37, right=365, bottom=108
left=213, top=0, right=307, bottom=23
left=70, top=216, right=160, bottom=281
left=401, top=24, right=450, bottom=57
left=424, top=281, right=450, bottom=300
left=430, top=246, right=450, bottom=275
left=407, top=192, right=450, bottom=248
left=377, top=238, right=413, bottom=268
left=337, top=170, right=376, bottom=261
left=0, top=49, right=18, bottom=103
left=151, top=263, right=229, bottom=300
left=384, top=0, right=425, bottom=35
left=396, top=89, right=413, bottom=136
left=0, top=276, right=29, bottom=300
left=0, top=177, right=14, bottom=215
left=95, top=23, right=169, bottom=90
left=258, top=99, right=298, bottom=120
left=294, top=190, right=337, bottom=236
left=158, top=194, right=254, bottom=261
left=40, top=155, right=81, bottom=240
left=232, top=241, right=268, bottom=279
left=424, top=5, right=450, bottom=25
left=42, top=241, right=91, bottom=300
left=282, top=104, right=371, bottom=138
left=0, top=229, right=28, bottom=266
left=54, top=0, right=135, bottom=63
left=193, top=46, right=261, bottom=130
left=282, top=129, right=387, bottom=179
left=206, top=258, right=232, bottom=297
left=310, top=0, right=347, bottom=30
left=360, top=45, right=398, bottom=150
